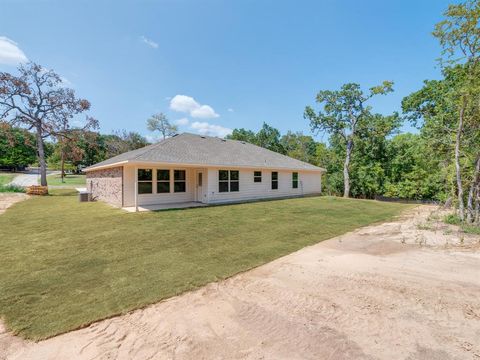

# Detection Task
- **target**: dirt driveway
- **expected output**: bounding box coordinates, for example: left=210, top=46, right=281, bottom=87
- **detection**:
left=1, top=204, right=479, bottom=360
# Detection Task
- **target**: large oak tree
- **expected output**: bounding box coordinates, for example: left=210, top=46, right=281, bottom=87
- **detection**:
left=0, top=63, right=97, bottom=186
left=304, top=82, right=394, bottom=198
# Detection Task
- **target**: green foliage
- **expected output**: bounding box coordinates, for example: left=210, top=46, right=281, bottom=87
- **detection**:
left=103, top=130, right=150, bottom=157
left=383, top=133, right=447, bottom=200
left=462, top=224, right=480, bottom=234
left=0, top=184, right=25, bottom=193
left=402, top=63, right=480, bottom=208
left=280, top=131, right=317, bottom=163
left=226, top=128, right=257, bottom=143
left=255, top=123, right=285, bottom=154
left=227, top=122, right=286, bottom=154
left=304, top=81, right=395, bottom=197
left=444, top=213, right=462, bottom=225
left=0, top=174, right=25, bottom=192
left=433, top=0, right=480, bottom=66
left=443, top=213, right=480, bottom=233
left=0, top=126, right=37, bottom=169
left=304, top=82, right=394, bottom=139
left=45, top=130, right=149, bottom=171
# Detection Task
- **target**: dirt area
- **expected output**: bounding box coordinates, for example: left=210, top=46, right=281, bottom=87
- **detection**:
left=1, top=205, right=479, bottom=360
left=0, top=193, right=29, bottom=215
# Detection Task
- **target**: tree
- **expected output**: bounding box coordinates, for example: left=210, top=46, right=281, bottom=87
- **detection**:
left=103, top=130, right=149, bottom=158
left=226, top=128, right=257, bottom=144
left=0, top=63, right=97, bottom=186
left=432, top=0, right=480, bottom=221
left=0, top=124, right=37, bottom=170
left=48, top=129, right=99, bottom=178
left=227, top=123, right=286, bottom=154
left=280, top=131, right=317, bottom=163
left=383, top=133, right=447, bottom=200
left=256, top=122, right=285, bottom=154
left=147, top=113, right=177, bottom=140
left=304, top=81, right=394, bottom=197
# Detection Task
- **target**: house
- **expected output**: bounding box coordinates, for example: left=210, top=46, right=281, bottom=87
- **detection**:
left=84, top=133, right=325, bottom=210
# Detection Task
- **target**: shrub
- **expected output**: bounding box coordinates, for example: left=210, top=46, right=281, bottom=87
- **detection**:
left=444, top=213, right=462, bottom=225
left=0, top=185, right=26, bottom=193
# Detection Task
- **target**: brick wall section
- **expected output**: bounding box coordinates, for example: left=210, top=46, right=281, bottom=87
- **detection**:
left=86, top=166, right=123, bottom=207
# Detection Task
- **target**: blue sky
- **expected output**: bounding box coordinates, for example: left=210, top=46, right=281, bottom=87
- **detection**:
left=0, top=0, right=456, bottom=141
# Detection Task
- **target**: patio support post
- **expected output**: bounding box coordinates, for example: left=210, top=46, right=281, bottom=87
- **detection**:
left=134, top=166, right=138, bottom=212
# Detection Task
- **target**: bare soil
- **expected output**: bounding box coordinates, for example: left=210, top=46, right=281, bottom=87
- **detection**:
left=1, top=205, right=479, bottom=360
left=0, top=194, right=28, bottom=215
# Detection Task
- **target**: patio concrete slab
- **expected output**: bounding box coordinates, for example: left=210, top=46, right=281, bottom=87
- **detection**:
left=122, top=202, right=207, bottom=212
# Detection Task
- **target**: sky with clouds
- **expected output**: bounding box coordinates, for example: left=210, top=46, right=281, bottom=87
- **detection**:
left=0, top=0, right=456, bottom=139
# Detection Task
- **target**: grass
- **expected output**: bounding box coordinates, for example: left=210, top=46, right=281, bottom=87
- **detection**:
left=462, top=224, right=480, bottom=235
left=46, top=174, right=86, bottom=186
left=0, top=173, right=25, bottom=193
left=0, top=173, right=15, bottom=186
left=443, top=213, right=480, bottom=234
left=0, top=194, right=411, bottom=340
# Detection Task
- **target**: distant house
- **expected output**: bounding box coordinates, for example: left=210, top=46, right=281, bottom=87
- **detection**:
left=84, top=133, right=325, bottom=210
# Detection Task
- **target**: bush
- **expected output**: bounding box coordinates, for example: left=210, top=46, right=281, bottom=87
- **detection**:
left=444, top=213, right=462, bottom=225
left=443, top=213, right=480, bottom=234
left=0, top=185, right=26, bottom=193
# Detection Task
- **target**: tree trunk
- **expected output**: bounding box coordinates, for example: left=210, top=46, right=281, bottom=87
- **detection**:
left=343, top=137, right=353, bottom=198
left=35, top=124, right=47, bottom=187
left=467, top=155, right=480, bottom=223
left=455, top=98, right=466, bottom=221
left=475, top=182, right=479, bottom=225
left=60, top=149, right=65, bottom=183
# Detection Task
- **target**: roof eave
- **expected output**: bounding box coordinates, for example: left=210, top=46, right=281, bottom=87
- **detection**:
left=83, top=160, right=129, bottom=172
left=85, top=159, right=325, bottom=173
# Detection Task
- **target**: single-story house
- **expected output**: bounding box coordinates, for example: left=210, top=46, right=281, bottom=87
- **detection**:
left=84, top=133, right=326, bottom=210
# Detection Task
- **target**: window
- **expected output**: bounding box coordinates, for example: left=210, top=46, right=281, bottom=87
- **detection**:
left=174, top=170, right=186, bottom=192
left=219, top=170, right=240, bottom=192
left=230, top=170, right=239, bottom=192
left=138, top=169, right=152, bottom=194
left=157, top=169, right=170, bottom=193
left=292, top=172, right=298, bottom=189
left=254, top=171, right=262, bottom=183
left=219, top=170, right=229, bottom=192
left=271, top=171, right=278, bottom=190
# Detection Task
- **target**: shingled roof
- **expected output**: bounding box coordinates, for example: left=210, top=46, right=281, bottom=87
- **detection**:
left=84, top=133, right=325, bottom=172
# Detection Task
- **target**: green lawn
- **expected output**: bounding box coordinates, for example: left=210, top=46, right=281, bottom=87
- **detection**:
left=0, top=173, right=15, bottom=186
left=0, top=194, right=411, bottom=339
left=47, top=174, right=86, bottom=186
left=0, top=173, right=24, bottom=193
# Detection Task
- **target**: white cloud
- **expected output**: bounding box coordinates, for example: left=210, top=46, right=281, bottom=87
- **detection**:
left=190, top=121, right=232, bottom=138
left=175, top=117, right=189, bottom=126
left=146, top=134, right=160, bottom=143
left=227, top=108, right=234, bottom=112
left=140, top=36, right=158, bottom=49
left=0, top=36, right=28, bottom=65
left=170, top=95, right=219, bottom=119
left=191, top=105, right=218, bottom=118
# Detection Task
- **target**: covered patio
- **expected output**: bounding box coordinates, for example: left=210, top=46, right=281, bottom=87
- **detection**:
left=122, top=201, right=208, bottom=212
